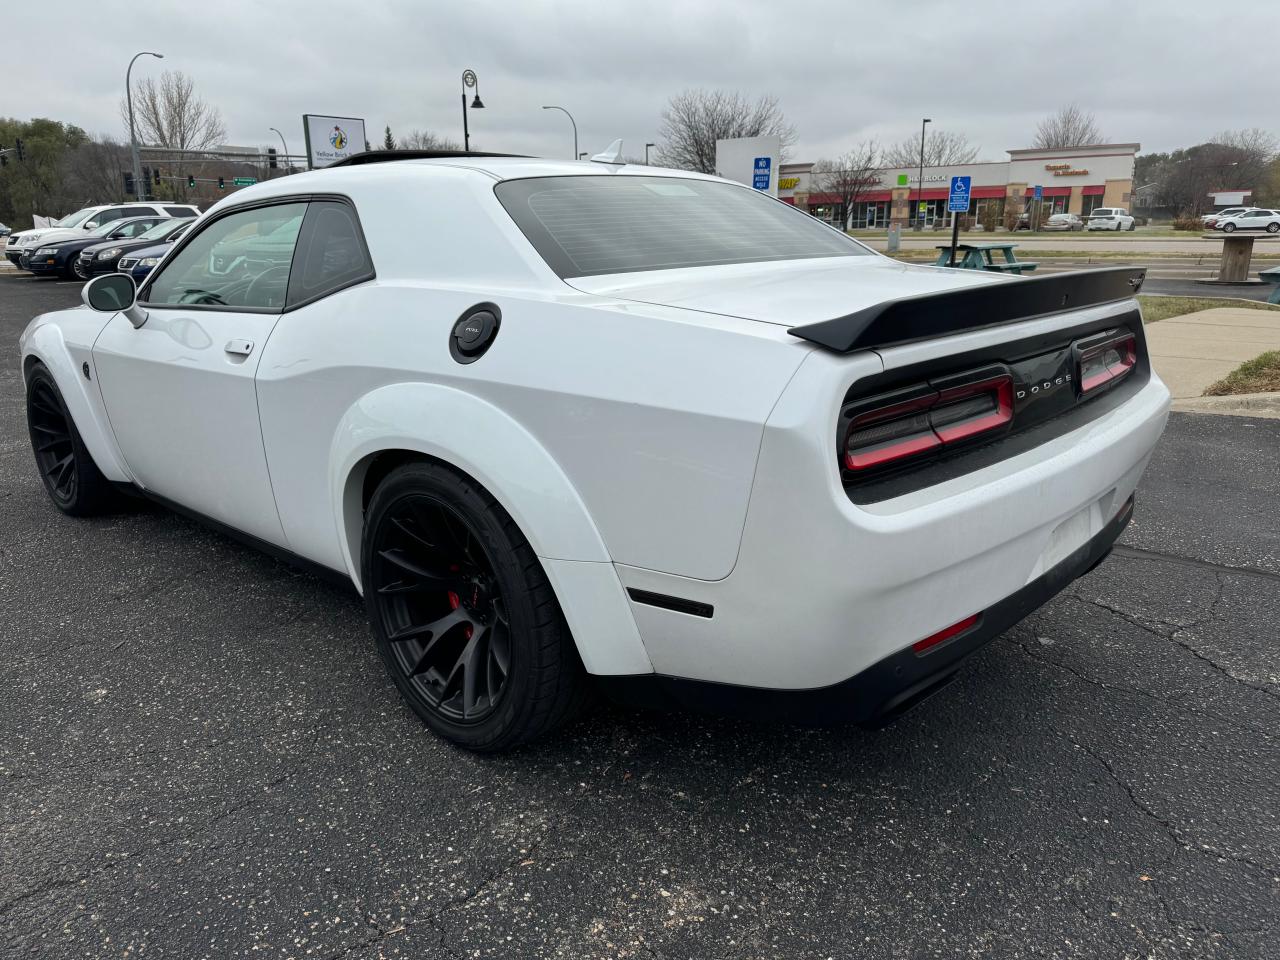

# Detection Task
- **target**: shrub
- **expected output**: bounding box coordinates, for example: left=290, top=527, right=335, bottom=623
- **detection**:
left=1172, top=214, right=1203, bottom=231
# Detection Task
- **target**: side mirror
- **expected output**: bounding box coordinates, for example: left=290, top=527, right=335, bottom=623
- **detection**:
left=82, top=273, right=148, bottom=329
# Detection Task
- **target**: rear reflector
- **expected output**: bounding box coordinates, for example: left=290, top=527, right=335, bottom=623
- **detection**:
left=912, top=613, right=981, bottom=655
left=1077, top=331, right=1137, bottom=395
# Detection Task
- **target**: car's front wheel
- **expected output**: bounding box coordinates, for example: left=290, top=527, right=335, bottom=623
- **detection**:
left=1223, top=222, right=1237, bottom=233
left=362, top=461, right=589, bottom=752
left=25, top=364, right=118, bottom=516
left=69, top=257, right=86, bottom=280
left=1267, top=222, right=1279, bottom=234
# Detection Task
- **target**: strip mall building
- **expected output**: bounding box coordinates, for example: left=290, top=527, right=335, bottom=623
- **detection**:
left=778, top=143, right=1139, bottom=228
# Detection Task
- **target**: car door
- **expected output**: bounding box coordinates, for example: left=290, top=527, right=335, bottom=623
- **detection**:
left=92, top=199, right=308, bottom=546
left=1241, top=209, right=1268, bottom=229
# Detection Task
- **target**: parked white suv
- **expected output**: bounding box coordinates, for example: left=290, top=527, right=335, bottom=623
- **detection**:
left=1215, top=209, right=1280, bottom=233
left=5, top=202, right=199, bottom=267
left=1086, top=208, right=1135, bottom=231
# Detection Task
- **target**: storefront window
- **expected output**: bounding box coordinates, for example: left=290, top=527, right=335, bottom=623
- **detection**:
left=1081, top=194, right=1104, bottom=216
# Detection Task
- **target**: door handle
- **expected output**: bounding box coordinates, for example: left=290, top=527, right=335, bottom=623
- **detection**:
left=224, top=339, right=254, bottom=357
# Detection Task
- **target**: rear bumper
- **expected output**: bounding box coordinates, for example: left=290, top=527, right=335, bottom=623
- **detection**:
left=601, top=494, right=1132, bottom=726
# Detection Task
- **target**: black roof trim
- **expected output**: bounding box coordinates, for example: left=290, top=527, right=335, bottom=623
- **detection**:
left=328, top=150, right=532, bottom=167
left=789, top=267, right=1147, bottom=353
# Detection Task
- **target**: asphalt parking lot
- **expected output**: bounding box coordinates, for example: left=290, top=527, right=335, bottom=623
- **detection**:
left=2, top=269, right=1278, bottom=959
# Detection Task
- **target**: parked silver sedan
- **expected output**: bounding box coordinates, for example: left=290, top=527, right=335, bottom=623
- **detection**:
left=1042, top=213, right=1084, bottom=231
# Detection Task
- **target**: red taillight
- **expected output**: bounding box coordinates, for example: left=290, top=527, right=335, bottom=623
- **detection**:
left=1077, top=332, right=1137, bottom=395
left=844, top=392, right=941, bottom=471
left=843, top=370, right=1014, bottom=472
left=912, top=613, right=981, bottom=655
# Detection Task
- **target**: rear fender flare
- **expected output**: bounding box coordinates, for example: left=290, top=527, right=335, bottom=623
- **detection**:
left=330, top=382, right=651, bottom=676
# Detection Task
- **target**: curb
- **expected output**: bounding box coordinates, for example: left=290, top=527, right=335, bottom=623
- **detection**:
left=1171, top=392, right=1280, bottom=419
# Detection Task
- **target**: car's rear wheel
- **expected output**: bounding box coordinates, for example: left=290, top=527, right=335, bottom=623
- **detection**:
left=362, top=461, right=588, bottom=752
left=1267, top=223, right=1279, bottom=234
left=25, top=364, right=117, bottom=516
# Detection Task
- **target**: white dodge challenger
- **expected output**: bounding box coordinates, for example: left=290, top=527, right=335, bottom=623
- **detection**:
left=20, top=150, right=1170, bottom=751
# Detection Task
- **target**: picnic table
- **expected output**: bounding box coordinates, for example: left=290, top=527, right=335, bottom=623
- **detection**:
left=1197, top=233, right=1276, bottom=285
left=934, top=242, right=1039, bottom=275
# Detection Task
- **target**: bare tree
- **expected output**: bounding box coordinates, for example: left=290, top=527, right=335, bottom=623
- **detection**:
left=655, top=89, right=796, bottom=174
left=64, top=135, right=132, bottom=203
left=811, top=142, right=881, bottom=230
left=1034, top=104, right=1103, bottom=149
left=119, top=70, right=225, bottom=199
left=400, top=129, right=462, bottom=151
left=882, top=129, right=979, bottom=168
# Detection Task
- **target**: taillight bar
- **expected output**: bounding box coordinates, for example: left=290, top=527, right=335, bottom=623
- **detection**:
left=1076, top=331, right=1137, bottom=395
left=843, top=366, right=1014, bottom=473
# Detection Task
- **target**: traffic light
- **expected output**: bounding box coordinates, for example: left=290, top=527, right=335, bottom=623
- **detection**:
left=218, top=176, right=225, bottom=190
left=187, top=175, right=196, bottom=188
left=123, top=172, right=136, bottom=195
left=267, top=147, right=278, bottom=169
left=14, top=139, right=24, bottom=162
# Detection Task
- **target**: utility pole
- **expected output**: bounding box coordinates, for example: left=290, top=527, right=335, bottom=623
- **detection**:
left=915, top=117, right=931, bottom=231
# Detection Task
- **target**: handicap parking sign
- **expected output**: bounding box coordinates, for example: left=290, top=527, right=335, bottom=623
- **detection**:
left=752, top=156, right=772, bottom=190
left=948, top=175, right=971, bottom=213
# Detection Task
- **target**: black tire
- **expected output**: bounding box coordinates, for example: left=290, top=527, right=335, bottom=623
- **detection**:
left=1267, top=222, right=1279, bottom=234
left=25, top=363, right=118, bottom=516
left=1128, top=221, right=1136, bottom=231
left=361, top=461, right=588, bottom=752
left=1223, top=222, right=1236, bottom=233
left=68, top=257, right=86, bottom=280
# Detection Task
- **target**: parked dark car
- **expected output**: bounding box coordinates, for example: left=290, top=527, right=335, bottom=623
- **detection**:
left=80, top=218, right=194, bottom=278
left=24, top=216, right=168, bottom=279
left=116, top=241, right=174, bottom=283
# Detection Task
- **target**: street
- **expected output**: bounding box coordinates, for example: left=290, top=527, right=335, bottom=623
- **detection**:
left=2, top=273, right=1278, bottom=959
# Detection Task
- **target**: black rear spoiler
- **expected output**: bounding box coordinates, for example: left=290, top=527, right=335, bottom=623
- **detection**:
left=788, top=267, right=1146, bottom=353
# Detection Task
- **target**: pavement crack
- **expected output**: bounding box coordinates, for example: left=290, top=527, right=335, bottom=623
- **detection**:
left=1068, top=735, right=1275, bottom=876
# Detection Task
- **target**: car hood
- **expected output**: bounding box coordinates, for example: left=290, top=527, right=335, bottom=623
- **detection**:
left=13, top=227, right=86, bottom=247
left=566, top=255, right=1008, bottom=327
left=82, top=236, right=159, bottom=257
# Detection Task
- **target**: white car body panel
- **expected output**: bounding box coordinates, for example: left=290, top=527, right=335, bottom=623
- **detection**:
left=20, top=156, right=1171, bottom=698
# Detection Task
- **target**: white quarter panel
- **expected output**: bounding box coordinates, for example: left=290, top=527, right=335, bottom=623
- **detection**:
left=255, top=282, right=806, bottom=583
left=93, top=310, right=288, bottom=545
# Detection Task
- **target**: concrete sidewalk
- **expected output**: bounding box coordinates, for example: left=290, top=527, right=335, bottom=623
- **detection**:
left=1145, top=306, right=1280, bottom=399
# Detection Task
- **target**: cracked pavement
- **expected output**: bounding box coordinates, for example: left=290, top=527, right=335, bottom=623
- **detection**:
left=2, top=272, right=1278, bottom=959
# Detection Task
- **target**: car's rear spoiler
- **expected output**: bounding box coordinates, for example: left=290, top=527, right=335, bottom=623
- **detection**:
left=788, top=267, right=1146, bottom=353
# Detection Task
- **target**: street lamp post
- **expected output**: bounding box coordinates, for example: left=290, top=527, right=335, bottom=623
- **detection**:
left=645, top=142, right=655, bottom=165
left=541, top=105, right=577, bottom=160
left=915, top=117, right=931, bottom=231
left=126, top=51, right=164, bottom=200
left=268, top=127, right=290, bottom=173
left=461, top=69, right=484, bottom=151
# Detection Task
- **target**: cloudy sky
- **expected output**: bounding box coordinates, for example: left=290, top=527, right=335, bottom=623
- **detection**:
left=8, top=0, right=1276, bottom=164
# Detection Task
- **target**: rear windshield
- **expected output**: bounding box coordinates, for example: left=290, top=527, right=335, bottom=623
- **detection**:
left=495, top=175, right=867, bottom=278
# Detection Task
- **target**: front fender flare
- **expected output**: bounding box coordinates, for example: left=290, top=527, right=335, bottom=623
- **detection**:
left=21, top=322, right=130, bottom=482
left=330, top=382, right=651, bottom=676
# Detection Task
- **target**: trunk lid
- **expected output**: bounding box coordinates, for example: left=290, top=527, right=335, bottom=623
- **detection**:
left=567, top=256, right=1005, bottom=328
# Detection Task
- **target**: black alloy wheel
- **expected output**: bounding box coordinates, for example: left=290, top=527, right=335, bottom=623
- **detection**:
left=27, top=377, right=78, bottom=508
left=362, top=461, right=588, bottom=751
left=25, top=364, right=116, bottom=516
left=371, top=494, right=512, bottom=723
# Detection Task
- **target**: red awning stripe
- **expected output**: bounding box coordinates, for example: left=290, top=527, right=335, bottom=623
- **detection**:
left=1082, top=185, right=1105, bottom=196
left=970, top=186, right=1007, bottom=199
left=805, top=190, right=892, bottom=204
left=1025, top=186, right=1072, bottom=197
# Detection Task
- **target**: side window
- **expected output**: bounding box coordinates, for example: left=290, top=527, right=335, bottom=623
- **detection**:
left=165, top=206, right=196, bottom=218
left=122, top=206, right=154, bottom=218
left=285, top=200, right=375, bottom=308
left=142, top=202, right=307, bottom=311
left=115, top=219, right=160, bottom=238
left=86, top=209, right=128, bottom=229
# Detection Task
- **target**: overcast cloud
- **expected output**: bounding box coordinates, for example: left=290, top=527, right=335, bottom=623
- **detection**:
left=7, top=1, right=1276, bottom=164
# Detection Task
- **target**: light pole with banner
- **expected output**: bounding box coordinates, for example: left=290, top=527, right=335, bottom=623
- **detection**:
left=541, top=105, right=577, bottom=160
left=461, top=69, right=484, bottom=151
left=126, top=51, right=164, bottom=200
